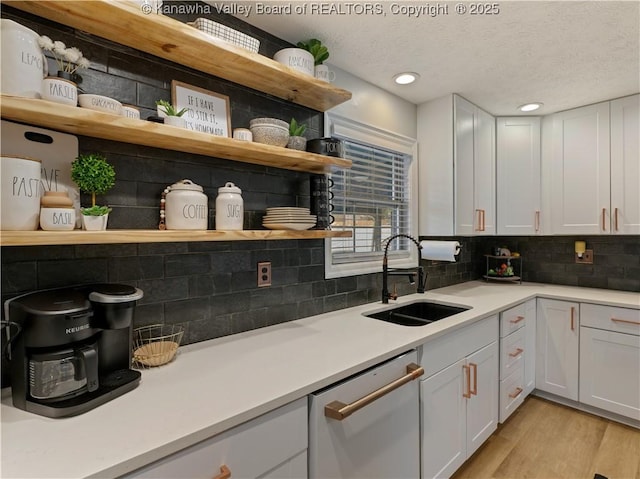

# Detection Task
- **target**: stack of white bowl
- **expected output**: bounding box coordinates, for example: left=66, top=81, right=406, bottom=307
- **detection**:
left=262, top=207, right=316, bottom=230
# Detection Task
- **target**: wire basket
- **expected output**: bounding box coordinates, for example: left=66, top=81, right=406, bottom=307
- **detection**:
left=133, top=324, right=184, bottom=368
left=188, top=18, right=260, bottom=53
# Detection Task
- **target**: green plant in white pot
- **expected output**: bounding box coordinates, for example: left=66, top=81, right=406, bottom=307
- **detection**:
left=71, top=153, right=115, bottom=230
left=287, top=118, right=307, bottom=151
left=297, top=38, right=333, bottom=81
left=155, top=99, right=189, bottom=128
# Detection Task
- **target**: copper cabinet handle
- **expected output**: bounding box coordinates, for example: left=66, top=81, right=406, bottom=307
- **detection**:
left=509, top=387, right=523, bottom=399
left=570, top=306, right=575, bottom=331
left=535, top=210, right=540, bottom=232
left=475, top=209, right=482, bottom=231
left=213, top=465, right=231, bottom=479
left=510, top=315, right=525, bottom=324
left=509, top=348, right=524, bottom=358
left=602, top=208, right=607, bottom=231
left=469, top=362, right=478, bottom=396
left=463, top=364, right=471, bottom=398
left=324, top=363, right=424, bottom=420
left=615, top=207, right=619, bottom=231
left=611, top=317, right=640, bottom=326
left=481, top=209, right=486, bottom=231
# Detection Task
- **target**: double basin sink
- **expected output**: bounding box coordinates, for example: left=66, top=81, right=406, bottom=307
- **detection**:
left=365, top=301, right=471, bottom=326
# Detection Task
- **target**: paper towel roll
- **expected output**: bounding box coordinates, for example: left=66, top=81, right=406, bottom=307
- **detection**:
left=420, top=240, right=461, bottom=261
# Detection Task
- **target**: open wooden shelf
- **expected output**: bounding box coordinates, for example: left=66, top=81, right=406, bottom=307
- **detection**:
left=0, top=229, right=352, bottom=247
left=1, top=96, right=351, bottom=174
left=7, top=0, right=352, bottom=112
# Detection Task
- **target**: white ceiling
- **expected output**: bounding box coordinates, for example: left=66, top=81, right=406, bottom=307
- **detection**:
left=237, top=1, right=640, bottom=115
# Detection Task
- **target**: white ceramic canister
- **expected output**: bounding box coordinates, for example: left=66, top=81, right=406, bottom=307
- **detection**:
left=215, top=182, right=243, bottom=230
left=165, top=179, right=208, bottom=230
left=0, top=155, right=42, bottom=230
left=1, top=19, right=47, bottom=98
left=40, top=206, right=76, bottom=231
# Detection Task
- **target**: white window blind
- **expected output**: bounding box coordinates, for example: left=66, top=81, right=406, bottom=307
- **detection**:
left=329, top=138, right=413, bottom=265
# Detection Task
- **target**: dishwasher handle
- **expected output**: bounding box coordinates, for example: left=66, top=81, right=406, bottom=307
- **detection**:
left=324, top=363, right=424, bottom=421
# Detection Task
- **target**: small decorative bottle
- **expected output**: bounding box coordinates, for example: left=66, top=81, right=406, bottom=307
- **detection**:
left=215, top=182, right=243, bottom=230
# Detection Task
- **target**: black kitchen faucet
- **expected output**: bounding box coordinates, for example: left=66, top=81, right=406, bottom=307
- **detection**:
left=381, top=234, right=426, bottom=304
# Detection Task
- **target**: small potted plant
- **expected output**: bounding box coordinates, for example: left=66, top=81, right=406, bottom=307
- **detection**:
left=297, top=39, right=333, bottom=81
left=71, top=153, right=115, bottom=230
left=155, top=100, right=189, bottom=128
left=287, top=118, right=307, bottom=151
left=38, top=35, right=90, bottom=105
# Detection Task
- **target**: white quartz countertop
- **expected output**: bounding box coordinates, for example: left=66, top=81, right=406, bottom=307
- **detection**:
left=1, top=281, right=638, bottom=478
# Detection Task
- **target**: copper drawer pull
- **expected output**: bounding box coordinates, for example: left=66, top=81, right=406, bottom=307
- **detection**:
left=481, top=209, right=486, bottom=232
left=463, top=364, right=471, bottom=398
left=611, top=317, right=640, bottom=326
left=469, top=362, right=478, bottom=396
left=509, top=348, right=524, bottom=358
left=510, top=315, right=525, bottom=324
left=324, top=363, right=424, bottom=420
left=509, top=387, right=523, bottom=399
left=570, top=307, right=576, bottom=331
left=602, top=208, right=607, bottom=231
left=615, top=207, right=619, bottom=231
left=213, top=465, right=231, bottom=479
left=475, top=209, right=482, bottom=231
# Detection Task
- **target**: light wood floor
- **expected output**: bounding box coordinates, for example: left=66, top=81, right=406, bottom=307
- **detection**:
left=452, top=396, right=640, bottom=479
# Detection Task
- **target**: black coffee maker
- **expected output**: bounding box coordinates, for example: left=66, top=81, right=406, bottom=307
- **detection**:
left=5, top=283, right=143, bottom=418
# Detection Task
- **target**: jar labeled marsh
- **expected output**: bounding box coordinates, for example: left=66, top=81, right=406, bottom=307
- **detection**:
left=164, top=179, right=208, bottom=230
left=215, top=182, right=243, bottom=230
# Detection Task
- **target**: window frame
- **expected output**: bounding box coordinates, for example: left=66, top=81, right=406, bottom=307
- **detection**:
left=324, top=112, right=419, bottom=279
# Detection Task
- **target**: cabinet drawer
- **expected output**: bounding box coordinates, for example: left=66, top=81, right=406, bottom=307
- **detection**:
left=581, top=303, right=640, bottom=336
left=500, top=303, right=527, bottom=337
left=499, top=367, right=525, bottom=423
left=500, top=327, right=525, bottom=380
left=125, top=398, right=307, bottom=478
left=420, top=316, right=498, bottom=377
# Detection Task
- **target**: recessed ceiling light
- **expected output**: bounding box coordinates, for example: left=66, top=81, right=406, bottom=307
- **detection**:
left=518, top=103, right=543, bottom=112
left=393, top=72, right=420, bottom=85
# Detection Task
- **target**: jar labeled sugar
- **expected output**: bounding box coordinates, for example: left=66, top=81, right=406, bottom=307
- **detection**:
left=215, top=182, right=243, bottom=230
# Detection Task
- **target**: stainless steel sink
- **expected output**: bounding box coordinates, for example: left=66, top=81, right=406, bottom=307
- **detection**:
left=365, top=301, right=471, bottom=326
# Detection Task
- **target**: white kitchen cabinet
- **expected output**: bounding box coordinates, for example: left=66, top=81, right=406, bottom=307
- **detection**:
left=496, top=117, right=542, bottom=235
left=579, top=303, right=640, bottom=420
left=420, top=316, right=499, bottom=478
left=123, top=398, right=308, bottom=479
left=418, top=94, right=496, bottom=236
left=455, top=96, right=496, bottom=236
left=536, top=299, right=580, bottom=401
left=524, top=299, right=537, bottom=395
left=499, top=302, right=526, bottom=423
left=549, top=101, right=610, bottom=234
left=610, top=94, right=640, bottom=234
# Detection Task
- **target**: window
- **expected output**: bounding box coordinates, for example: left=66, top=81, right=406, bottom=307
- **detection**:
left=325, top=113, right=418, bottom=278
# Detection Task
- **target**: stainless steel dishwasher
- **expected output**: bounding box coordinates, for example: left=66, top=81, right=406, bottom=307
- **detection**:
left=309, top=350, right=423, bottom=478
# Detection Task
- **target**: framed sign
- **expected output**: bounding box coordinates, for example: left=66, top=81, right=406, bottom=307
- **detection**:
left=171, top=80, right=231, bottom=137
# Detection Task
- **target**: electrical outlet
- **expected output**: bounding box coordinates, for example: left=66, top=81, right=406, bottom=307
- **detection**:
left=575, top=249, right=594, bottom=264
left=257, top=261, right=272, bottom=287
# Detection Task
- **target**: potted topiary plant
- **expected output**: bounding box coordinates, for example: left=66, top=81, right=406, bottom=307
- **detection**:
left=287, top=118, right=307, bottom=151
left=297, top=39, right=334, bottom=81
left=155, top=99, right=189, bottom=128
left=70, top=153, right=115, bottom=230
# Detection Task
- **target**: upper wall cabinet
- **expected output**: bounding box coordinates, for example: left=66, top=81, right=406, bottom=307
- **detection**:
left=496, top=117, right=541, bottom=235
left=418, top=94, right=496, bottom=236
left=546, top=94, right=639, bottom=235
left=8, top=1, right=351, bottom=112
left=610, top=94, right=640, bottom=234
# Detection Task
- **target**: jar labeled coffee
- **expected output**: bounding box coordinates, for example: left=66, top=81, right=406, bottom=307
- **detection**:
left=163, top=179, right=208, bottom=230
left=215, top=182, right=243, bottom=230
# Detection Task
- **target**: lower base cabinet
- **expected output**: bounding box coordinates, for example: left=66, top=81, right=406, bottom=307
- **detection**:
left=579, top=303, right=640, bottom=421
left=123, top=398, right=308, bottom=479
left=420, top=317, right=499, bottom=479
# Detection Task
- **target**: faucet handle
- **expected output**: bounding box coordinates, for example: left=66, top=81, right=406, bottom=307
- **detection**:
left=389, top=283, right=399, bottom=301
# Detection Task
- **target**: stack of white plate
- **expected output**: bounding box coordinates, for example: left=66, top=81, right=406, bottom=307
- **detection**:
left=262, top=207, right=316, bottom=230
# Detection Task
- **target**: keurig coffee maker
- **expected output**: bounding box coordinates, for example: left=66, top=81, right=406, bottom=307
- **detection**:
left=4, top=283, right=143, bottom=418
